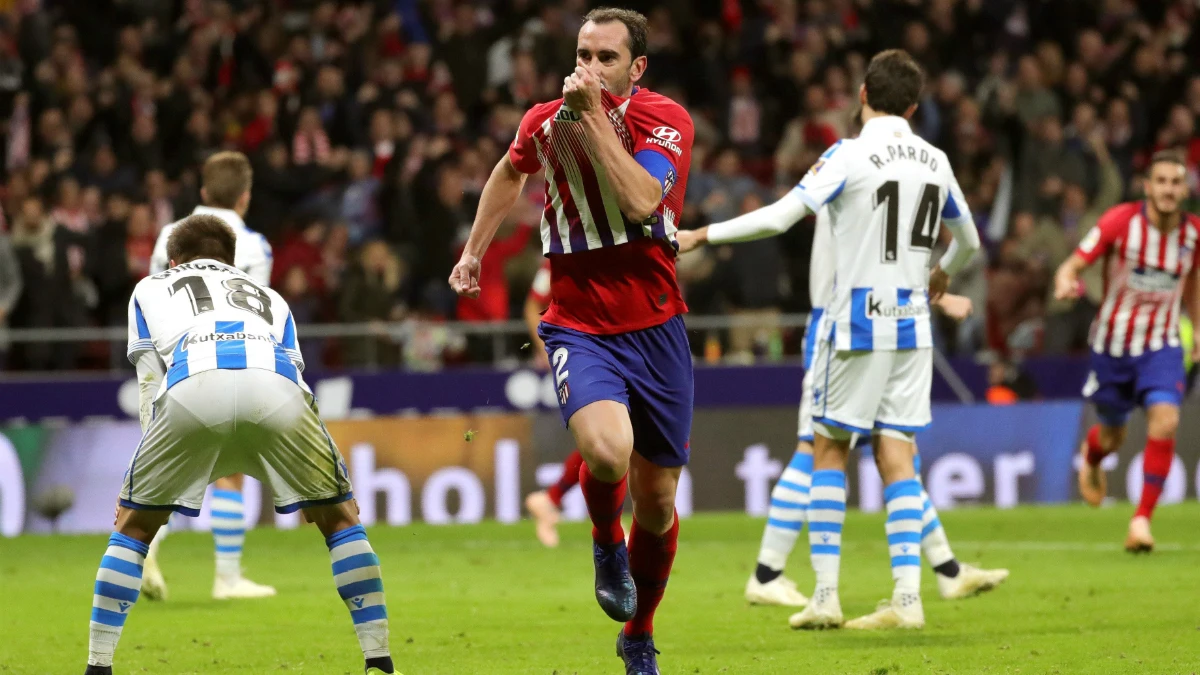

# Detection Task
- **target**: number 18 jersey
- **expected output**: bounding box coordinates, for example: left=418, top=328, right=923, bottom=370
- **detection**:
left=795, top=115, right=974, bottom=352
left=127, top=258, right=308, bottom=399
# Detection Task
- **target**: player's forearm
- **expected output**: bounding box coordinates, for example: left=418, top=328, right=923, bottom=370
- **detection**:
left=1055, top=254, right=1088, bottom=285
left=706, top=191, right=812, bottom=245
left=135, top=353, right=166, bottom=432
left=463, top=156, right=529, bottom=261
left=937, top=221, right=982, bottom=277
left=579, top=110, right=662, bottom=222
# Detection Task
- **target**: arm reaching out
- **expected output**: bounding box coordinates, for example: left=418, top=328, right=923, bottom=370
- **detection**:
left=677, top=191, right=812, bottom=252
left=450, top=154, right=529, bottom=298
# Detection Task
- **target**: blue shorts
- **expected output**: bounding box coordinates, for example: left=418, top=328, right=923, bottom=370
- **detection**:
left=1085, top=346, right=1185, bottom=426
left=538, top=315, right=693, bottom=467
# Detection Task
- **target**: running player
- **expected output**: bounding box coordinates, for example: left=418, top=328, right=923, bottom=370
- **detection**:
left=523, top=259, right=587, bottom=548
left=85, top=215, right=395, bottom=675
left=141, top=151, right=276, bottom=601
left=679, top=50, right=980, bottom=629
left=1054, top=149, right=1200, bottom=552
left=450, top=8, right=693, bottom=673
left=684, top=209, right=1005, bottom=607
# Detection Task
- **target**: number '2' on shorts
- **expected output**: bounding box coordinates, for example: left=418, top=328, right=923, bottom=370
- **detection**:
left=538, top=315, right=693, bottom=467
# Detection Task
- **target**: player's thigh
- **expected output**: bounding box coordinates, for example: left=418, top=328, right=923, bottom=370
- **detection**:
left=813, top=343, right=888, bottom=438
left=875, top=348, right=932, bottom=433
left=1134, top=346, right=1185, bottom=419
left=539, top=322, right=634, bottom=460
left=119, top=382, right=222, bottom=514
left=241, top=372, right=353, bottom=513
left=621, top=316, right=694, bottom=468
left=627, top=451, right=681, bottom=532
left=1084, top=352, right=1137, bottom=426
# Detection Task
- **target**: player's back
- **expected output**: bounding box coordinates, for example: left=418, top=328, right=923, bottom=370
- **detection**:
left=129, top=259, right=305, bottom=395
left=805, top=116, right=966, bottom=351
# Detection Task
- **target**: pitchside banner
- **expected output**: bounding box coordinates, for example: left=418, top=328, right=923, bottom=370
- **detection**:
left=6, top=400, right=1200, bottom=536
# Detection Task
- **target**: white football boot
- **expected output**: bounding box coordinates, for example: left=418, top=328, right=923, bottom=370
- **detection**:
left=788, top=586, right=842, bottom=629
left=212, top=575, right=277, bottom=600
left=1124, top=516, right=1154, bottom=553
left=140, top=553, right=168, bottom=601
left=937, top=564, right=1010, bottom=599
left=524, top=490, right=561, bottom=548
left=746, top=573, right=809, bottom=607
left=845, top=593, right=925, bottom=630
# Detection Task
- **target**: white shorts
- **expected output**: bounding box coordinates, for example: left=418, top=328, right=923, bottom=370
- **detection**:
left=810, top=337, right=932, bottom=440
left=119, top=368, right=353, bottom=516
left=797, top=364, right=816, bottom=442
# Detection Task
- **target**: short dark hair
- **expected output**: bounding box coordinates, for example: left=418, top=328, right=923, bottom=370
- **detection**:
left=1149, top=149, right=1187, bottom=171
left=583, top=7, right=648, bottom=60
left=863, top=49, right=925, bottom=117
left=167, top=214, right=237, bottom=266
left=201, top=151, right=253, bottom=209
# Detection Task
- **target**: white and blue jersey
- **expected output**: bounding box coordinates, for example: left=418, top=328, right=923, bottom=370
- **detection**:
left=794, top=116, right=976, bottom=352
left=127, top=259, right=308, bottom=399
left=151, top=206, right=273, bottom=285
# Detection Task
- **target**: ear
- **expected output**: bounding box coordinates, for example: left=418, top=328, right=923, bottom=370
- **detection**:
left=859, top=84, right=867, bottom=106
left=903, top=103, right=919, bottom=119
left=200, top=187, right=209, bottom=204
left=629, top=55, right=648, bottom=84
left=169, top=259, right=177, bottom=268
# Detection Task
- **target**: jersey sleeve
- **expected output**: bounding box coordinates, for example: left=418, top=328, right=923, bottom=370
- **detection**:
left=238, top=232, right=274, bottom=286
left=1076, top=207, right=1127, bottom=264
left=630, top=103, right=694, bottom=198
left=149, top=228, right=170, bottom=275
left=527, top=262, right=552, bottom=308
left=126, top=290, right=156, bottom=365
left=508, top=106, right=547, bottom=175
left=794, top=141, right=850, bottom=212
left=941, top=175, right=974, bottom=230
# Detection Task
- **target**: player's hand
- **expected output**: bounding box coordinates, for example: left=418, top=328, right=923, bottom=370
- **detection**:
left=675, top=228, right=707, bottom=254
left=562, top=66, right=601, bottom=112
left=449, top=255, right=482, bottom=298
left=935, top=294, right=973, bottom=321
left=928, top=266, right=950, bottom=302
left=1053, top=271, right=1082, bottom=301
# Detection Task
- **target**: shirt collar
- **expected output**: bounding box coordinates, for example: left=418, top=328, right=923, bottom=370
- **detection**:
left=861, top=115, right=913, bottom=137
left=192, top=205, right=247, bottom=231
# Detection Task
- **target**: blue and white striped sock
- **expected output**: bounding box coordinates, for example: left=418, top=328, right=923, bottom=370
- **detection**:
left=757, top=451, right=813, bottom=572
left=808, top=469, right=846, bottom=591
left=884, top=479, right=924, bottom=596
left=211, top=489, right=245, bottom=580
left=919, top=489, right=955, bottom=568
left=328, top=525, right=391, bottom=660
left=88, top=532, right=147, bottom=667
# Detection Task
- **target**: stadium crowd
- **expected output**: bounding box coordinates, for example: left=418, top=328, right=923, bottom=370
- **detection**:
left=0, top=0, right=1197, bottom=370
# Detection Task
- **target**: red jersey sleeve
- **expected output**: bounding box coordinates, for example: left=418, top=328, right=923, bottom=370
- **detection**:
left=1076, top=205, right=1130, bottom=265
left=508, top=105, right=550, bottom=175
left=627, top=98, right=694, bottom=185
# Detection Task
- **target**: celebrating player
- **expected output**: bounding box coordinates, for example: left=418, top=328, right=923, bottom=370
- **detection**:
left=140, top=151, right=276, bottom=601
left=84, top=215, right=395, bottom=675
left=678, top=50, right=980, bottom=629
left=1054, top=150, right=1200, bottom=552
left=450, top=8, right=693, bottom=673
left=522, top=260, right=588, bottom=548
left=701, top=209, right=1006, bottom=608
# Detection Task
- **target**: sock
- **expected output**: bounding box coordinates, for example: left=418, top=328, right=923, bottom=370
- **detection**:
left=579, top=462, right=627, bottom=546
left=327, top=525, right=390, bottom=662
left=756, top=451, right=813, bottom=582
left=807, top=469, right=846, bottom=591
left=88, top=532, right=148, bottom=667
left=1085, top=425, right=1108, bottom=466
left=884, top=478, right=924, bottom=596
left=211, top=489, right=246, bottom=580
left=919, top=488, right=957, bottom=575
left=146, top=519, right=168, bottom=560
left=1135, top=437, right=1175, bottom=519
left=623, top=511, right=679, bottom=637
left=547, top=449, right=585, bottom=508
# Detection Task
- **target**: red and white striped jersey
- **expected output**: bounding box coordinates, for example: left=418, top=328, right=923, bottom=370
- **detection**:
left=1076, top=202, right=1200, bottom=357
left=508, top=87, right=694, bottom=335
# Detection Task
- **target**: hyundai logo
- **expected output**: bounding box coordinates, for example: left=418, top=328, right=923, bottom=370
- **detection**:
left=653, top=126, right=681, bottom=142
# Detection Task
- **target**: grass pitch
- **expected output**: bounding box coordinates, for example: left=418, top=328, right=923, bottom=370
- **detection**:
left=2, top=505, right=1198, bottom=674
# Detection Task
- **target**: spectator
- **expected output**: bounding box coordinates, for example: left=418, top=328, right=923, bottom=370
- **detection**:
left=340, top=150, right=382, bottom=245
left=0, top=227, right=21, bottom=368
left=292, top=106, right=332, bottom=166
left=338, top=240, right=406, bottom=368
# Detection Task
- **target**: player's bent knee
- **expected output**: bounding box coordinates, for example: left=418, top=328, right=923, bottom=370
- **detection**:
left=214, top=474, right=245, bottom=491
left=115, top=507, right=172, bottom=544
left=1146, top=404, right=1180, bottom=439
left=303, top=500, right=361, bottom=539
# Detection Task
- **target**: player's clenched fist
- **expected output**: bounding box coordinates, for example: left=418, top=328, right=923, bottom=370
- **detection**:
left=449, top=255, right=482, bottom=298
left=563, top=66, right=602, bottom=112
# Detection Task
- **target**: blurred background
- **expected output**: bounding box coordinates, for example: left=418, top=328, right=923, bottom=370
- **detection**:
left=2, top=0, right=1200, bottom=535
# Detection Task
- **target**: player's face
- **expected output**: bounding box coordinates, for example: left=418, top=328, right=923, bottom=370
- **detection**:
left=1144, top=162, right=1188, bottom=216
left=576, top=21, right=646, bottom=97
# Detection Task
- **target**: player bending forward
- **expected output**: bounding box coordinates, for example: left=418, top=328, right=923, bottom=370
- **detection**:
left=1054, top=150, right=1200, bottom=552
left=140, top=151, right=276, bottom=601
left=451, top=8, right=693, bottom=673
left=680, top=50, right=980, bottom=629
left=522, top=260, right=588, bottom=548
left=685, top=208, right=1006, bottom=608
left=85, top=215, right=396, bottom=675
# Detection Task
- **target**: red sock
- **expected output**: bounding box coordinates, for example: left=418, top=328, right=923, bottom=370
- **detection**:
left=624, top=512, right=679, bottom=638
left=547, top=450, right=585, bottom=508
left=1085, top=425, right=1108, bottom=466
left=1135, top=437, right=1174, bottom=519
left=579, top=463, right=627, bottom=545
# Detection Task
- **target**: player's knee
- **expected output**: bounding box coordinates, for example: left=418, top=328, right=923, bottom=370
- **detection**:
left=577, top=432, right=631, bottom=479
left=1098, top=424, right=1127, bottom=451
left=632, top=494, right=676, bottom=533
left=1147, top=405, right=1180, bottom=439
left=115, top=507, right=170, bottom=544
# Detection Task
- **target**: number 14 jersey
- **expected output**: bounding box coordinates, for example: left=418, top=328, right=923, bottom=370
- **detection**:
left=795, top=115, right=976, bottom=352
left=127, top=259, right=308, bottom=398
